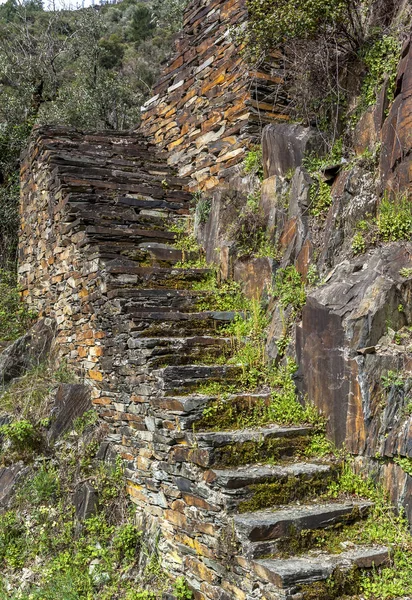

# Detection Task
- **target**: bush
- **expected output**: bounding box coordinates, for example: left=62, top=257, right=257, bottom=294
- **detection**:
left=0, top=419, right=40, bottom=454
left=272, top=266, right=306, bottom=312
left=243, top=146, right=264, bottom=180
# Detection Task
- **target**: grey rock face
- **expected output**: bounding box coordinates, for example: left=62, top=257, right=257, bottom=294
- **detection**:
left=48, top=383, right=91, bottom=441
left=0, top=318, right=56, bottom=385
left=297, top=243, right=412, bottom=451
left=262, top=123, right=325, bottom=179
left=0, top=463, right=29, bottom=507
left=74, top=482, right=98, bottom=521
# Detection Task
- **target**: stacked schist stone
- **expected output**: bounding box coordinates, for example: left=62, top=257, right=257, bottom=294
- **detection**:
left=20, top=127, right=389, bottom=599
left=141, top=0, right=288, bottom=191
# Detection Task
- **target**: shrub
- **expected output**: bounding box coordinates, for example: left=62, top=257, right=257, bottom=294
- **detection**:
left=377, top=193, right=412, bottom=242
left=309, top=176, right=333, bottom=217
left=0, top=419, right=40, bottom=454
left=272, top=266, right=306, bottom=312
left=228, top=195, right=277, bottom=258
left=360, top=35, right=401, bottom=108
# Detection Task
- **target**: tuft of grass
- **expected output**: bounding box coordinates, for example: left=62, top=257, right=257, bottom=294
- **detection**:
left=0, top=269, right=37, bottom=342
left=0, top=362, right=77, bottom=425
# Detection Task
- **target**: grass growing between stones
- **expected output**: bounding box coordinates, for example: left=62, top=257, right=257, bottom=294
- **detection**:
left=195, top=300, right=322, bottom=431
left=276, top=458, right=412, bottom=599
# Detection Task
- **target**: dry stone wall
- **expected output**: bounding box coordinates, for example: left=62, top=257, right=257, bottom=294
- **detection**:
left=19, top=127, right=390, bottom=599
left=141, top=0, right=288, bottom=191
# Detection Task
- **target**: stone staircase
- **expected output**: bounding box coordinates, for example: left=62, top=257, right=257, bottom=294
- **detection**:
left=20, top=129, right=389, bottom=599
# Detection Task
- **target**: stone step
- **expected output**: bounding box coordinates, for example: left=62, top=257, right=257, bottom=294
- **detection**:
left=252, top=546, right=389, bottom=592
left=84, top=224, right=176, bottom=245
left=204, top=462, right=334, bottom=512
left=152, top=391, right=270, bottom=418
left=108, top=288, right=209, bottom=313
left=171, top=425, right=313, bottom=468
left=153, top=364, right=242, bottom=394
left=126, top=335, right=232, bottom=369
left=234, top=500, right=372, bottom=546
left=105, top=265, right=212, bottom=289
left=128, top=310, right=236, bottom=337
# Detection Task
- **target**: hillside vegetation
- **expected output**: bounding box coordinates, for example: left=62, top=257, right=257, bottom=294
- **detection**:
left=0, top=0, right=187, bottom=269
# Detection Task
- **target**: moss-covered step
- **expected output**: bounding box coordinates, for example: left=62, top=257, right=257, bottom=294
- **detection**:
left=252, top=545, right=388, bottom=598
left=127, top=310, right=236, bottom=337
left=106, top=289, right=228, bottom=315
left=104, top=265, right=212, bottom=290
left=234, top=501, right=372, bottom=558
left=153, top=364, right=242, bottom=395
left=126, top=336, right=232, bottom=370
left=204, top=462, right=335, bottom=512
left=171, top=425, right=313, bottom=468
left=152, top=391, right=271, bottom=429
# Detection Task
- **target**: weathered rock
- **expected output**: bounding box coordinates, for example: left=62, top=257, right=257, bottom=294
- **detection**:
left=48, top=383, right=91, bottom=441
left=0, top=318, right=56, bottom=385
left=74, top=482, right=98, bottom=521
left=262, top=123, right=324, bottom=179
left=0, top=463, right=29, bottom=507
left=380, top=37, right=412, bottom=194
left=297, top=243, right=412, bottom=449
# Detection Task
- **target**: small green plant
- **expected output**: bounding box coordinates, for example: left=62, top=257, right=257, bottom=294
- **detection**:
left=26, top=465, right=60, bottom=505
left=309, top=176, right=332, bottom=217
left=228, top=197, right=278, bottom=259
left=305, top=433, right=334, bottom=458
left=0, top=419, right=40, bottom=454
left=327, top=460, right=376, bottom=499
left=194, top=193, right=212, bottom=225
left=352, top=231, right=366, bottom=255
left=272, top=266, right=306, bottom=312
left=306, top=264, right=319, bottom=286
left=73, top=409, right=98, bottom=435
left=400, top=268, right=412, bottom=278
left=243, top=145, right=264, bottom=180
left=377, top=193, right=412, bottom=242
left=381, top=370, right=405, bottom=390
left=394, top=456, right=412, bottom=477
left=360, top=35, right=401, bottom=109
left=193, top=273, right=250, bottom=312
left=173, top=576, right=193, bottom=600
left=303, top=139, right=344, bottom=174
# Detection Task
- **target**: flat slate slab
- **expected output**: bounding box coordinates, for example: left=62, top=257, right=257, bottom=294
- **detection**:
left=234, top=500, right=372, bottom=542
left=206, top=462, right=332, bottom=489
left=253, top=545, right=389, bottom=588
left=186, top=425, right=313, bottom=448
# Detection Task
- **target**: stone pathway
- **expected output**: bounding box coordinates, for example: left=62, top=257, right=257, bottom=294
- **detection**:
left=21, top=128, right=389, bottom=599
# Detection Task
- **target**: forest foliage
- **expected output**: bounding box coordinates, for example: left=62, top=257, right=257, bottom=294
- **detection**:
left=0, top=0, right=187, bottom=268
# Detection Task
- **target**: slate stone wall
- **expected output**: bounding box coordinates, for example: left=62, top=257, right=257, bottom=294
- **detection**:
left=141, top=0, right=288, bottom=191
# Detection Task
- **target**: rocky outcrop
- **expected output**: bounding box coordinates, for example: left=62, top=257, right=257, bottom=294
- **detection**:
left=0, top=318, right=56, bottom=385
left=297, top=243, right=412, bottom=449
left=48, top=383, right=91, bottom=441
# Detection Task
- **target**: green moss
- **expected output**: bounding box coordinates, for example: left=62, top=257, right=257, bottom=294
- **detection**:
left=300, top=566, right=361, bottom=600
left=238, top=468, right=336, bottom=513
left=212, top=435, right=311, bottom=468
